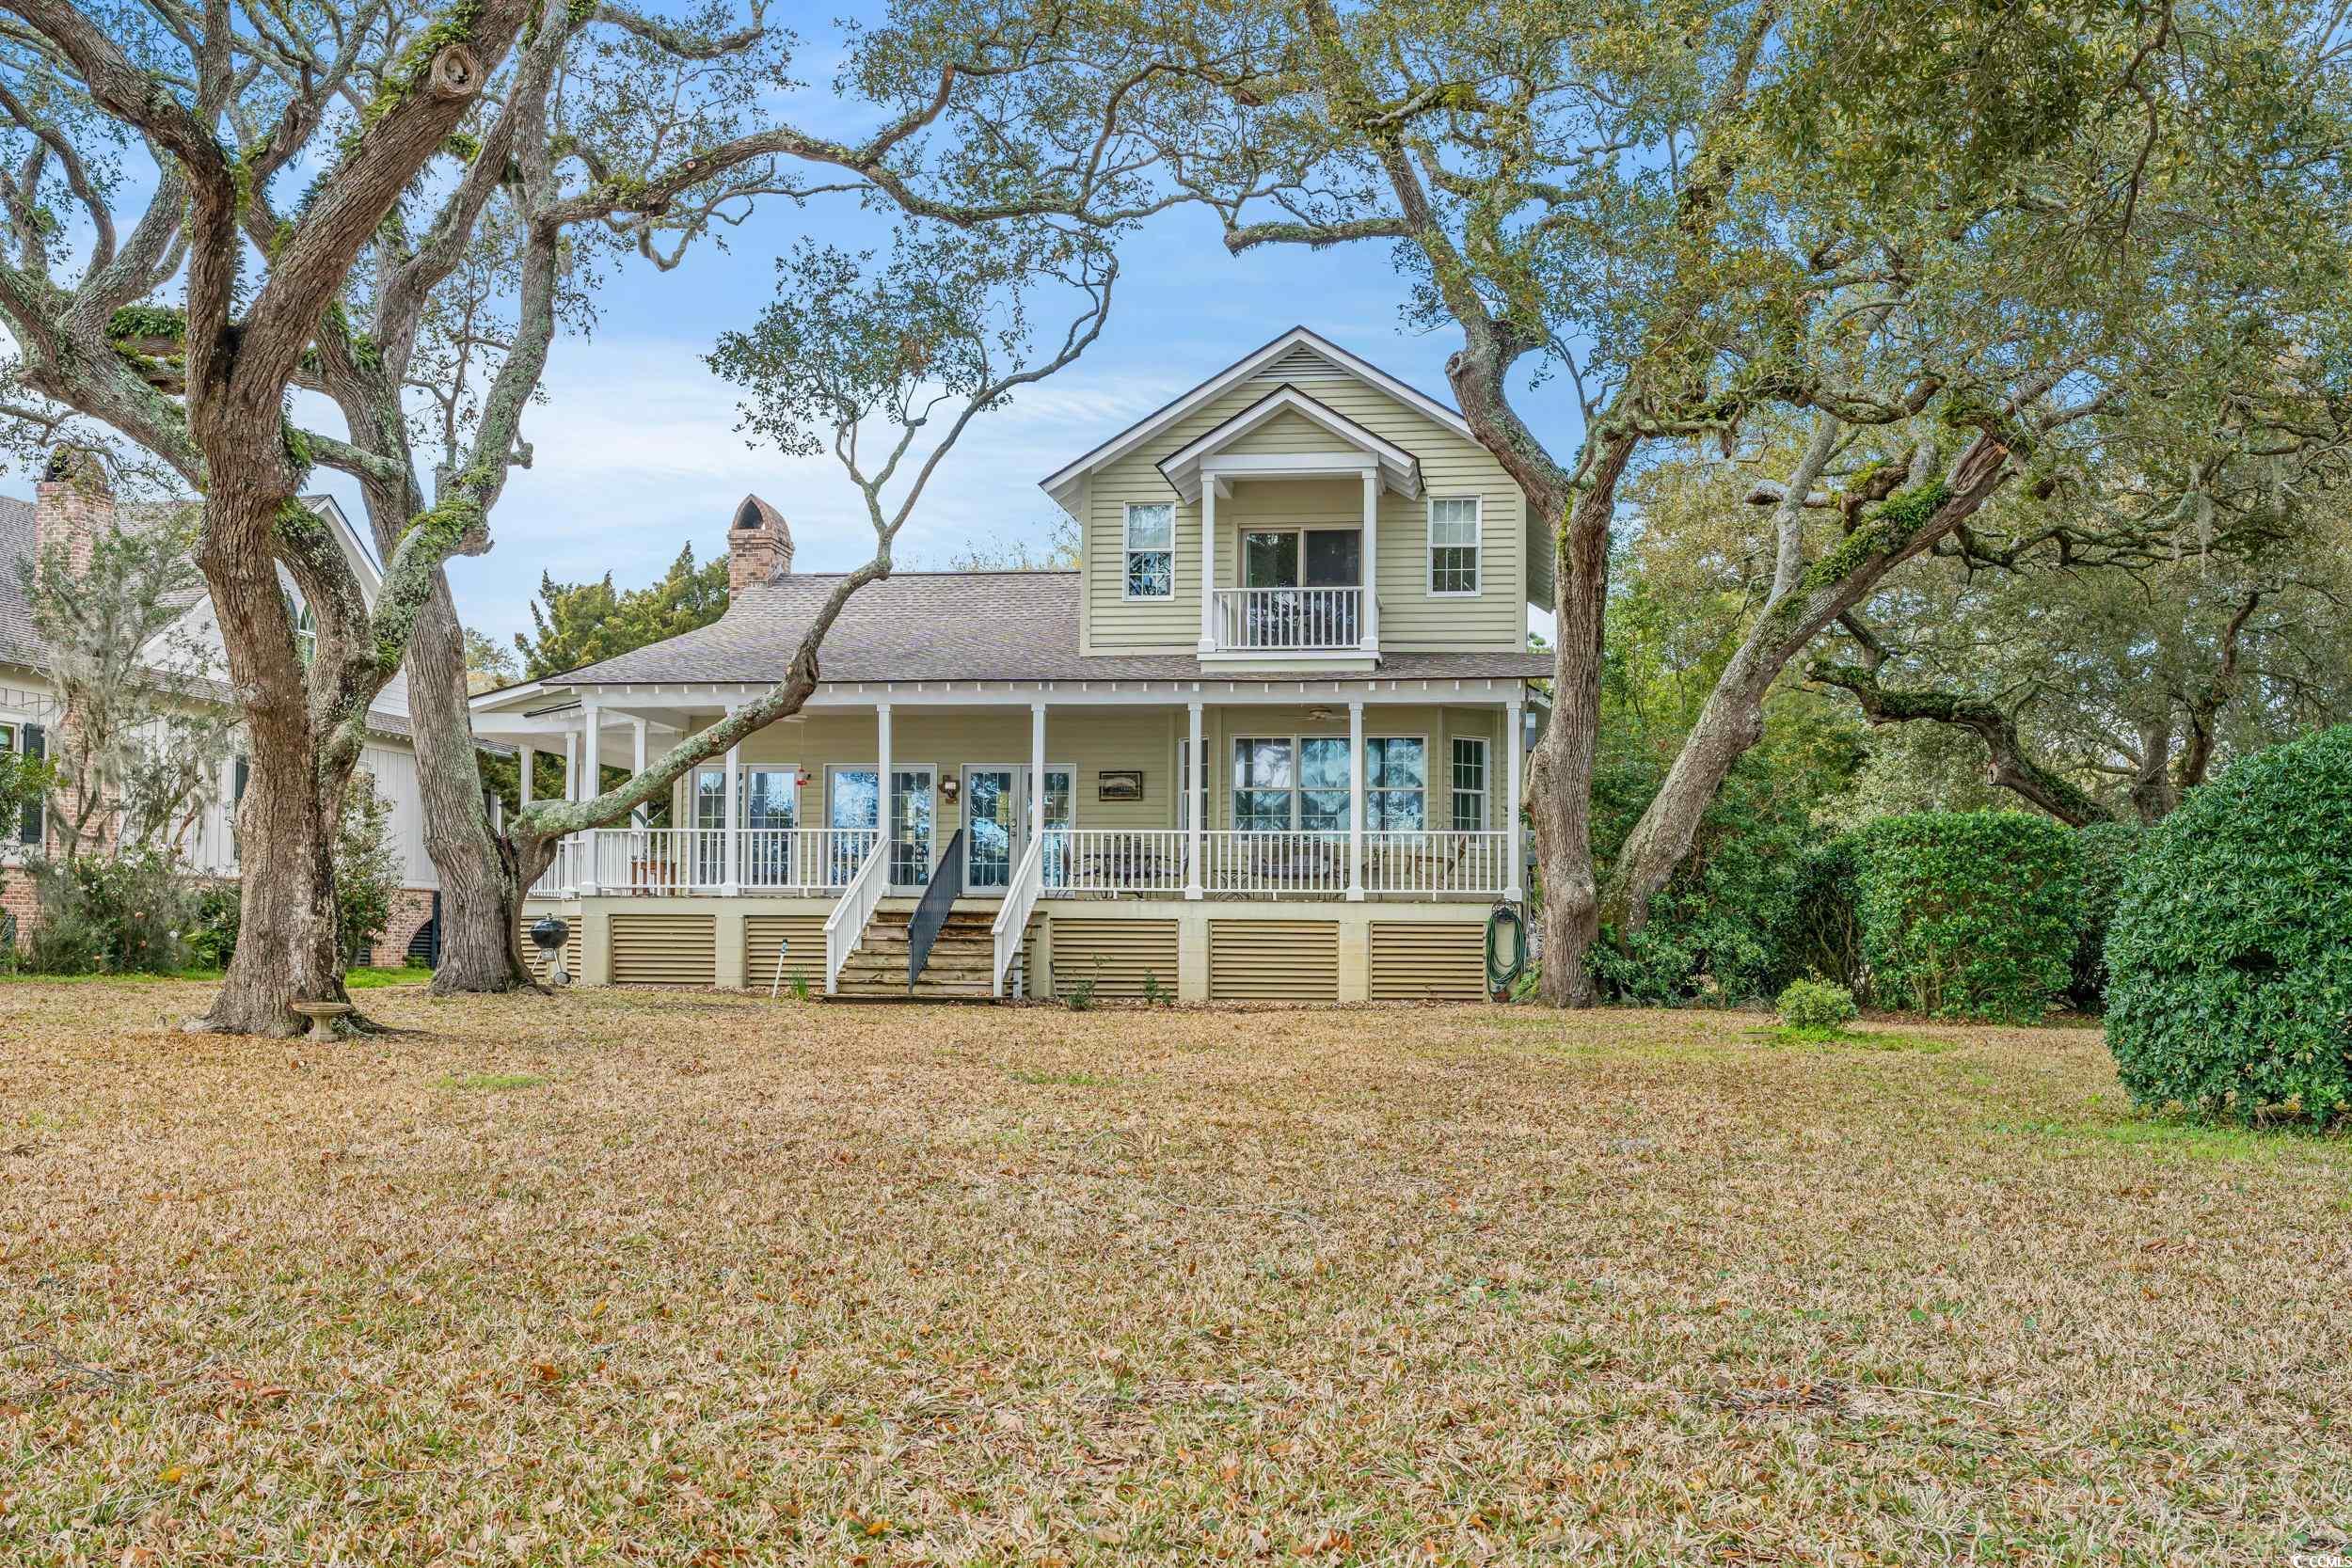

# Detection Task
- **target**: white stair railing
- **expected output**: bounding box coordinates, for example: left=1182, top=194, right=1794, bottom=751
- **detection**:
left=822, top=835, right=893, bottom=994
left=991, top=834, right=1049, bottom=997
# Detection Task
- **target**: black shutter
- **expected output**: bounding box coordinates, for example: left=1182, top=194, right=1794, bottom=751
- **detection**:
left=18, top=723, right=42, bottom=847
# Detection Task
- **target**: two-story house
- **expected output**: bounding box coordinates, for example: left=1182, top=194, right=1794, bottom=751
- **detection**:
left=478, top=328, right=1549, bottom=1001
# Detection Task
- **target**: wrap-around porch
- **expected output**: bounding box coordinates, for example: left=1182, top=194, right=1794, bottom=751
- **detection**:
left=488, top=677, right=1529, bottom=997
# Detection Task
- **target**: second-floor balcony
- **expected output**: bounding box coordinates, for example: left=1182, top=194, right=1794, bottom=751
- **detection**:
left=1210, top=586, right=1366, bottom=652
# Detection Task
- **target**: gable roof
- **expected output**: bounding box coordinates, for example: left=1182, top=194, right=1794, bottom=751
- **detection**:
left=1040, top=326, right=1473, bottom=515
left=497, top=571, right=1547, bottom=691
left=1154, top=384, right=1423, bottom=504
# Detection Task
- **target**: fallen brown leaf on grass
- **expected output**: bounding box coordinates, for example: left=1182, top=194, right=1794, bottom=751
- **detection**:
left=0, top=983, right=2346, bottom=1564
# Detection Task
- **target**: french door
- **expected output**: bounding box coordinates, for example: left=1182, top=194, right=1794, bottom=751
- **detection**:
left=1239, top=528, right=1363, bottom=646
left=961, top=765, right=1073, bottom=894
left=828, top=765, right=936, bottom=889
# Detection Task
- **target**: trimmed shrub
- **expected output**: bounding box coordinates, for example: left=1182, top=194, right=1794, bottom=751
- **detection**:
left=2105, top=726, right=2352, bottom=1126
left=2068, top=821, right=2142, bottom=1010
left=1855, top=812, right=2080, bottom=1022
left=1777, top=977, right=1858, bottom=1033
left=1588, top=753, right=1828, bottom=1006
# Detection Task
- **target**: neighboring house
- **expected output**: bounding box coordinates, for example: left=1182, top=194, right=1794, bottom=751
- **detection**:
left=477, top=327, right=1549, bottom=1002
left=0, top=466, right=451, bottom=965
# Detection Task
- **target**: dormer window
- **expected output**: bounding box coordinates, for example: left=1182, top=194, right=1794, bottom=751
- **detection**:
left=1124, top=503, right=1173, bottom=598
left=282, top=590, right=317, bottom=666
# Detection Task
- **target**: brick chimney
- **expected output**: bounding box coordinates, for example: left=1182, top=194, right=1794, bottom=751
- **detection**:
left=34, top=445, right=113, bottom=576
left=726, top=493, right=793, bottom=594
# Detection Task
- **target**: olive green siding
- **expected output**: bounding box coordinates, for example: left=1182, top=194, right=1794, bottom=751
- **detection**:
left=1080, top=376, right=1529, bottom=654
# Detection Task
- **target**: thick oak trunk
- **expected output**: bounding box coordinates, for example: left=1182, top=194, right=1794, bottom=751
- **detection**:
left=405, top=572, right=532, bottom=994
left=189, top=490, right=355, bottom=1036
left=1525, top=435, right=1632, bottom=1006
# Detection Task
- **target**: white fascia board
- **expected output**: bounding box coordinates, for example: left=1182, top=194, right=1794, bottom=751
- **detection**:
left=550, top=675, right=1532, bottom=709
left=1038, top=326, right=1470, bottom=513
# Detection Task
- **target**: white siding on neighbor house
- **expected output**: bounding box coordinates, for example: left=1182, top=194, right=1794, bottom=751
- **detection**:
left=358, top=741, right=438, bottom=891
left=1080, top=375, right=1528, bottom=655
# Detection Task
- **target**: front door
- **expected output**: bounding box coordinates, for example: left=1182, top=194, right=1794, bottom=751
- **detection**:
left=964, top=766, right=1020, bottom=891
left=961, top=765, right=1074, bottom=894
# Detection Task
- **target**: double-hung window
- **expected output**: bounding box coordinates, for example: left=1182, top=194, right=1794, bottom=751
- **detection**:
left=1365, top=736, right=1426, bottom=831
left=1232, top=737, right=1294, bottom=832
left=1124, top=503, right=1174, bottom=598
left=0, top=721, right=40, bottom=848
left=1451, top=736, right=1488, bottom=831
left=1298, top=737, right=1350, bottom=833
left=1428, top=497, right=1481, bottom=595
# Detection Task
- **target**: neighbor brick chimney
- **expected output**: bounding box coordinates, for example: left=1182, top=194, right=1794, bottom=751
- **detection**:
left=34, top=444, right=113, bottom=576
left=726, top=493, right=793, bottom=594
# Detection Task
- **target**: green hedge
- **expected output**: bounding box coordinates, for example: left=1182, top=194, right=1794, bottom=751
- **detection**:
left=2105, top=726, right=2352, bottom=1125
left=1855, top=813, right=2080, bottom=1022
left=2069, top=821, right=2141, bottom=1008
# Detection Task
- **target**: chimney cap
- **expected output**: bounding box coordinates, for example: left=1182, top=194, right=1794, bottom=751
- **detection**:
left=40, top=443, right=111, bottom=490
left=730, top=494, right=784, bottom=534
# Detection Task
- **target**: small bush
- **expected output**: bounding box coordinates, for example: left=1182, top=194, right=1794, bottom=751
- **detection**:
left=2068, top=821, right=2142, bottom=1009
left=186, top=883, right=240, bottom=969
left=2106, top=726, right=2352, bottom=1126
left=24, top=849, right=199, bottom=974
left=1776, top=977, right=1858, bottom=1033
left=1855, top=812, right=2080, bottom=1023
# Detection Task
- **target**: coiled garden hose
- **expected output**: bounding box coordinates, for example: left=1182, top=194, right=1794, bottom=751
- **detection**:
left=1486, top=900, right=1528, bottom=1002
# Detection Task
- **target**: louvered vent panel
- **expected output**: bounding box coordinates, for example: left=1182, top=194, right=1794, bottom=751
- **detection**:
left=1251, top=343, right=1347, bottom=381
left=746, top=914, right=828, bottom=990
left=1209, top=919, right=1340, bottom=1001
left=1051, top=918, right=1179, bottom=1001
left=611, top=913, right=717, bottom=987
left=1369, top=921, right=1487, bottom=1002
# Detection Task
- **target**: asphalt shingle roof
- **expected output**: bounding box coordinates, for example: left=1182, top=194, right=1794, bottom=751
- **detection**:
left=541, top=571, right=1551, bottom=688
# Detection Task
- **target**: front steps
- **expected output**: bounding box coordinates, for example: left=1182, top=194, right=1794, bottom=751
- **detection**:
left=828, top=904, right=1017, bottom=1001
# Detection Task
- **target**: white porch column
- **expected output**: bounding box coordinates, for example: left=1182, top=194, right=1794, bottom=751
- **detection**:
left=1197, top=484, right=1218, bottom=653
left=723, top=706, right=742, bottom=895
left=1347, top=699, right=1366, bottom=901
left=1505, top=697, right=1525, bottom=903
left=562, top=730, right=579, bottom=801
left=577, top=703, right=600, bottom=895
left=1360, top=468, right=1381, bottom=652
left=518, top=745, right=535, bottom=810
left=631, top=719, right=649, bottom=829
left=1029, top=701, right=1047, bottom=842
left=1185, top=700, right=1204, bottom=900
left=876, top=702, right=894, bottom=883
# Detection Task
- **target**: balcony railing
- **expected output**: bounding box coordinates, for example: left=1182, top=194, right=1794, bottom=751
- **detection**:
left=523, top=826, right=1509, bottom=901
left=1212, top=586, right=1363, bottom=651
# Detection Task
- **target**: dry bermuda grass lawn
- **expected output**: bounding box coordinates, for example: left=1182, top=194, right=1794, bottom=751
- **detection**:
left=2, top=984, right=2348, bottom=1566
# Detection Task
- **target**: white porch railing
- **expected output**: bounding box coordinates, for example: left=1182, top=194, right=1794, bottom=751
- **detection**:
left=1200, top=830, right=1351, bottom=896
left=523, top=826, right=1509, bottom=903
left=740, top=828, right=879, bottom=892
left=823, top=835, right=893, bottom=993
left=1364, top=831, right=1510, bottom=896
left=1042, top=829, right=1188, bottom=895
left=992, top=835, right=1049, bottom=996
left=1212, top=586, right=1362, bottom=651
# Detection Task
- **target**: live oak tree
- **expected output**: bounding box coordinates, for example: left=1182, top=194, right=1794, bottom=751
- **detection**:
left=0, top=0, right=1170, bottom=1026
left=498, top=222, right=1116, bottom=894
left=1134, top=0, right=2352, bottom=994
left=293, top=2, right=1180, bottom=998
